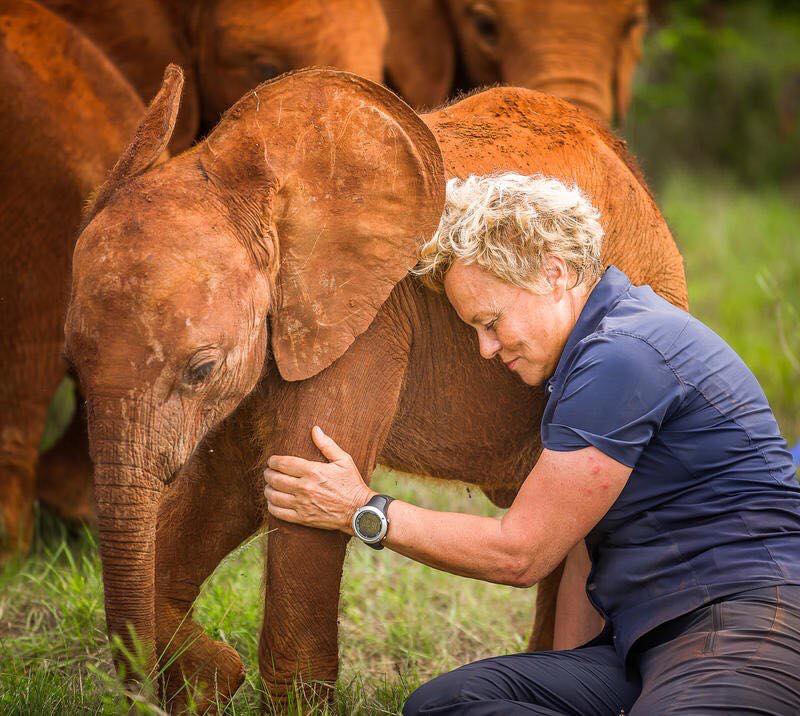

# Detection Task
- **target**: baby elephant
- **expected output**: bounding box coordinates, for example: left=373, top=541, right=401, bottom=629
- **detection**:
left=65, top=66, right=685, bottom=710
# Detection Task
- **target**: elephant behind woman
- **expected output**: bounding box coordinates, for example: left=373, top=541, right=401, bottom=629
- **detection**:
left=381, top=0, right=647, bottom=124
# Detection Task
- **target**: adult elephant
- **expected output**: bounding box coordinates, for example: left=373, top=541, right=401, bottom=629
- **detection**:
left=40, top=0, right=389, bottom=150
left=0, top=0, right=145, bottom=559
left=64, top=68, right=686, bottom=711
left=381, top=0, right=647, bottom=124
left=0, top=0, right=389, bottom=561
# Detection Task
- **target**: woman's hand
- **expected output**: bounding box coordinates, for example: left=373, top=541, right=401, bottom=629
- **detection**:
left=264, top=426, right=375, bottom=534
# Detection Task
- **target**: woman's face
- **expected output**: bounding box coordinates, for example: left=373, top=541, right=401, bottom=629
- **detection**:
left=443, top=259, right=582, bottom=386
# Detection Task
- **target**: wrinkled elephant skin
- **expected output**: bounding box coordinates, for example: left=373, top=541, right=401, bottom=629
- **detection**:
left=0, top=0, right=144, bottom=560
left=41, top=0, right=388, bottom=151
left=0, top=0, right=391, bottom=563
left=382, top=0, right=647, bottom=124
left=64, top=66, right=444, bottom=711
left=65, top=68, right=686, bottom=711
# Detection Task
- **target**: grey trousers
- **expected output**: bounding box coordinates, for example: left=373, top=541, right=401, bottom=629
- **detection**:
left=404, top=584, right=800, bottom=715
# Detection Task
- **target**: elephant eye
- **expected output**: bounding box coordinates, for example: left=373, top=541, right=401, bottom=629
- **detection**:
left=184, top=360, right=216, bottom=386
left=468, top=5, right=499, bottom=46
left=622, top=9, right=646, bottom=36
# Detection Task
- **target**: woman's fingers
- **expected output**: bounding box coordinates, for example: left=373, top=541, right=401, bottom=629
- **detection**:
left=267, top=454, right=316, bottom=477
left=263, top=468, right=300, bottom=494
left=266, top=502, right=300, bottom=524
left=264, top=485, right=296, bottom=510
left=311, top=426, right=351, bottom=463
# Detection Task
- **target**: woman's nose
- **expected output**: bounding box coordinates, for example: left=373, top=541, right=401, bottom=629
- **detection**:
left=478, top=331, right=502, bottom=360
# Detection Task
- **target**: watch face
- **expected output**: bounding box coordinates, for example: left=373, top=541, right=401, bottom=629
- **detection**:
left=355, top=509, right=383, bottom=540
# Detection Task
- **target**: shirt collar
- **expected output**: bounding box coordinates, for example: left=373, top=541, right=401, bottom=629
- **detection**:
left=544, top=265, right=632, bottom=393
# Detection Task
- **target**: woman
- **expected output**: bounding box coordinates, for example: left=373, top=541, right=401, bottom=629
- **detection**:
left=263, top=173, right=800, bottom=714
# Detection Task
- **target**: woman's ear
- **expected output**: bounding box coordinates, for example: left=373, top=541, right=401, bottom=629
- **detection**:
left=381, top=0, right=455, bottom=109
left=200, top=69, right=445, bottom=381
left=82, top=64, right=183, bottom=227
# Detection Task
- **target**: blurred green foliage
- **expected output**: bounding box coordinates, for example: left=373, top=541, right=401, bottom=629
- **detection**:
left=627, top=0, right=800, bottom=185
left=659, top=172, right=800, bottom=440
left=40, top=376, right=75, bottom=453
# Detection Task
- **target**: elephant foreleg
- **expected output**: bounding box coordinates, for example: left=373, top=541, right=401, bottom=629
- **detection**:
left=0, top=397, right=42, bottom=561
left=154, top=412, right=263, bottom=713
left=257, top=295, right=412, bottom=703
left=0, top=349, right=63, bottom=560
left=260, top=521, right=349, bottom=702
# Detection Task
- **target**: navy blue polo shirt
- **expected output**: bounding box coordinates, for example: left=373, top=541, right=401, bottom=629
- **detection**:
left=541, top=266, right=800, bottom=663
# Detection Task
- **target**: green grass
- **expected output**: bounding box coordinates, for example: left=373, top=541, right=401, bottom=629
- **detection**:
left=661, top=173, right=800, bottom=439
left=2, top=176, right=798, bottom=714
left=1, top=478, right=533, bottom=714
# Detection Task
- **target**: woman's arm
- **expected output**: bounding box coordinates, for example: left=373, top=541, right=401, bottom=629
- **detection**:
left=553, top=542, right=604, bottom=649
left=264, top=426, right=632, bottom=587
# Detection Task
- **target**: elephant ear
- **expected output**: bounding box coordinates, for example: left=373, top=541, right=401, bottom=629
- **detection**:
left=613, top=9, right=647, bottom=124
left=82, top=64, right=183, bottom=226
left=380, top=0, right=455, bottom=108
left=210, top=70, right=444, bottom=381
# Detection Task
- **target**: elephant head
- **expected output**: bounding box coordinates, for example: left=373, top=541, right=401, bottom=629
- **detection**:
left=382, top=0, right=647, bottom=124
left=42, top=0, right=389, bottom=151
left=64, top=65, right=443, bottom=676
left=195, top=0, right=389, bottom=128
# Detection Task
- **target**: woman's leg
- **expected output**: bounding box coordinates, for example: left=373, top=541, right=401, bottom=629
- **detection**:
left=404, top=644, right=640, bottom=715
left=632, top=585, right=800, bottom=715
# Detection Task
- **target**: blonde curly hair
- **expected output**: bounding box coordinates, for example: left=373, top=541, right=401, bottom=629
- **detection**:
left=413, top=173, right=604, bottom=291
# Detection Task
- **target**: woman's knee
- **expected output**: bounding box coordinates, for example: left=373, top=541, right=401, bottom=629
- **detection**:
left=404, top=668, right=471, bottom=714
left=404, top=660, right=510, bottom=715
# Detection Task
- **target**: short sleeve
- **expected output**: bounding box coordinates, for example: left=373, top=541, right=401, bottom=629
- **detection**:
left=542, top=333, right=684, bottom=467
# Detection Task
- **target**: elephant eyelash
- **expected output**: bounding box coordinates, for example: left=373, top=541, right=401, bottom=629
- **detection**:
left=181, top=349, right=224, bottom=389
left=185, top=361, right=216, bottom=385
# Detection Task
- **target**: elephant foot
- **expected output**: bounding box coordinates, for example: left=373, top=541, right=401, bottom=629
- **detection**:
left=157, top=621, right=245, bottom=714
left=259, top=677, right=335, bottom=714
left=0, top=464, right=36, bottom=563
left=258, top=657, right=337, bottom=713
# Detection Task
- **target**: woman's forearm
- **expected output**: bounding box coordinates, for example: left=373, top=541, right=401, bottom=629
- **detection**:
left=265, top=430, right=630, bottom=592
left=383, top=499, right=541, bottom=587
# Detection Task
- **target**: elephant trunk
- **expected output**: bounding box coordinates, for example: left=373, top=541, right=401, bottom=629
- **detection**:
left=88, top=398, right=174, bottom=681
left=507, top=57, right=613, bottom=124
left=94, top=466, right=161, bottom=677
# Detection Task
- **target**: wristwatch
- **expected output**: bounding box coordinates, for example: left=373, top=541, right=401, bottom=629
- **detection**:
left=352, top=494, right=394, bottom=550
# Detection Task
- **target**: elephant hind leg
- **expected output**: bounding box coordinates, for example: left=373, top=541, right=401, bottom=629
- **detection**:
left=0, top=419, right=39, bottom=562
left=36, top=398, right=94, bottom=526
left=0, top=388, right=54, bottom=562
left=527, top=561, right=566, bottom=652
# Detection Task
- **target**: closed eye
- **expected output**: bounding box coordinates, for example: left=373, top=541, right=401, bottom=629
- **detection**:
left=185, top=360, right=216, bottom=385
left=182, top=347, right=224, bottom=389
left=484, top=312, right=502, bottom=331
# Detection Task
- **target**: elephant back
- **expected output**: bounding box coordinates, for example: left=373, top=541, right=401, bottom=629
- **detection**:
left=423, top=87, right=688, bottom=310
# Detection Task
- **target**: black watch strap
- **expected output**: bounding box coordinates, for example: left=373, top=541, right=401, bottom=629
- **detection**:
left=367, top=493, right=394, bottom=513
left=365, top=494, right=394, bottom=550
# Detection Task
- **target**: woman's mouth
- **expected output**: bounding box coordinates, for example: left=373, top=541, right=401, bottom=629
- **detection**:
left=503, top=358, right=518, bottom=370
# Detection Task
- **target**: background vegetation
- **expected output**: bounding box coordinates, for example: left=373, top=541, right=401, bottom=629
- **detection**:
left=2, top=1, right=799, bottom=713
